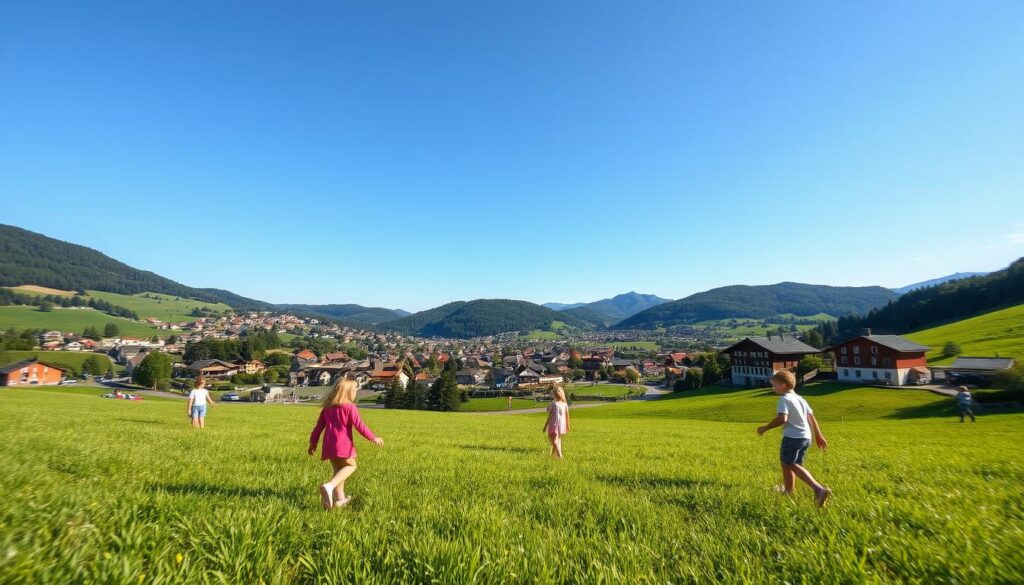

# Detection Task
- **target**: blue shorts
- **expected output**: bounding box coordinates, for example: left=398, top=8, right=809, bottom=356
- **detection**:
left=780, top=436, right=811, bottom=465
left=191, top=405, right=208, bottom=418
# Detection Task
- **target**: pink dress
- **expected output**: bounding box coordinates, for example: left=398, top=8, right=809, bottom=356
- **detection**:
left=545, top=401, right=568, bottom=437
left=309, top=402, right=377, bottom=460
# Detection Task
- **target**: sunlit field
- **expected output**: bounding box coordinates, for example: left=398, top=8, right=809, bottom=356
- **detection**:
left=1, top=384, right=1022, bottom=583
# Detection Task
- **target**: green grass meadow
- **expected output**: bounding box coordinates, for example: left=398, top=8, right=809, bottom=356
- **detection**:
left=1, top=383, right=1022, bottom=583
left=0, top=350, right=122, bottom=375
left=906, top=303, right=1024, bottom=365
left=0, top=305, right=164, bottom=339
left=86, top=291, right=234, bottom=323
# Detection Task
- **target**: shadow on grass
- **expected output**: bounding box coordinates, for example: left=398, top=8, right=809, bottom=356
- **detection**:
left=884, top=402, right=953, bottom=419
left=153, top=482, right=306, bottom=508
left=112, top=418, right=165, bottom=425
left=457, top=444, right=535, bottom=454
left=596, top=474, right=725, bottom=490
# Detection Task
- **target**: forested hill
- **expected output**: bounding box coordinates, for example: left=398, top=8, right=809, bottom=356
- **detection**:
left=384, top=299, right=593, bottom=338
left=837, top=257, right=1024, bottom=336
left=0, top=225, right=272, bottom=311
left=615, top=282, right=897, bottom=329
left=275, top=303, right=408, bottom=326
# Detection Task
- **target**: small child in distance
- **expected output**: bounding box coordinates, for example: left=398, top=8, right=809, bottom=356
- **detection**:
left=757, top=370, right=832, bottom=507
left=543, top=387, right=570, bottom=458
left=308, top=378, right=384, bottom=509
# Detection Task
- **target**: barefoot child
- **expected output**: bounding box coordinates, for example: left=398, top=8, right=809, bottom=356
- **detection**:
left=186, top=376, right=214, bottom=429
left=543, top=387, right=570, bottom=458
left=757, top=370, right=832, bottom=507
left=308, top=378, right=384, bottom=509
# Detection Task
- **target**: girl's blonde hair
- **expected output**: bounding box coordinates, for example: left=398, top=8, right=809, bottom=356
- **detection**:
left=322, top=377, right=359, bottom=408
left=195, top=375, right=206, bottom=388
left=551, top=386, right=567, bottom=403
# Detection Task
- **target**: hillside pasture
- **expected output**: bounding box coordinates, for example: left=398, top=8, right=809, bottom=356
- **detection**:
left=905, top=303, right=1024, bottom=365
left=0, top=350, right=122, bottom=375
left=1, top=382, right=1020, bottom=583
left=86, top=290, right=233, bottom=323
left=5, top=285, right=75, bottom=297
left=0, top=305, right=163, bottom=339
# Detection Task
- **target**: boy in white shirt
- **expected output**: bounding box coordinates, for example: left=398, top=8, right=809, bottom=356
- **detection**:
left=757, top=370, right=832, bottom=507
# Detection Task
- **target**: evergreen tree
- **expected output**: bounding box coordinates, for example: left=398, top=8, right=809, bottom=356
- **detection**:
left=383, top=378, right=405, bottom=409
left=103, top=322, right=120, bottom=337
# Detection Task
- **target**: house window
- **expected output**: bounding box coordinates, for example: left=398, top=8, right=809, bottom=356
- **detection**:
left=853, top=346, right=860, bottom=354
left=855, top=370, right=862, bottom=378
left=884, top=372, right=891, bottom=379
left=883, top=358, right=891, bottom=367
left=840, top=356, right=848, bottom=365
left=854, top=357, right=861, bottom=365
left=871, top=346, right=878, bottom=355
left=872, top=371, right=879, bottom=379
left=871, top=357, right=877, bottom=366
left=841, top=347, right=847, bottom=354
left=843, top=369, right=849, bottom=376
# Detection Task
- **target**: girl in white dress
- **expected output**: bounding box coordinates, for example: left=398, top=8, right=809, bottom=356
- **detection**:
left=543, top=387, right=570, bottom=458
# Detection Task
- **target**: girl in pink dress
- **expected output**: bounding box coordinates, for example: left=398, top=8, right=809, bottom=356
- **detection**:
left=308, top=378, right=384, bottom=509
left=543, top=387, right=570, bottom=458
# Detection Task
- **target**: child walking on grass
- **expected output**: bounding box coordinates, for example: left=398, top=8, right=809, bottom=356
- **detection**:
left=543, top=387, right=570, bottom=458
left=308, top=378, right=384, bottom=509
left=757, top=370, right=832, bottom=507
left=186, top=375, right=214, bottom=429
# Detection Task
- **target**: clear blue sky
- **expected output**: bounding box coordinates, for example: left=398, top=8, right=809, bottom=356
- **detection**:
left=2, top=1, right=1022, bottom=311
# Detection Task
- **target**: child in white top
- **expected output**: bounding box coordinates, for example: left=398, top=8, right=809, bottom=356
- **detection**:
left=543, top=387, right=570, bottom=458
left=187, top=375, right=214, bottom=429
left=757, top=370, right=831, bottom=507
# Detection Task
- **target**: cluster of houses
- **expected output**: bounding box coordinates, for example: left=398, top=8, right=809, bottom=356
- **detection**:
left=719, top=329, right=1016, bottom=388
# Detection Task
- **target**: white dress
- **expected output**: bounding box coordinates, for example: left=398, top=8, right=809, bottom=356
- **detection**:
left=546, top=401, right=568, bottom=436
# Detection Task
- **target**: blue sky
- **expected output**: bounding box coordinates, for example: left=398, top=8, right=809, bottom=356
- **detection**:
left=2, top=1, right=1023, bottom=312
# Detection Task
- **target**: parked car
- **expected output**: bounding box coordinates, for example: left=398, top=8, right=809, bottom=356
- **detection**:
left=60, top=379, right=78, bottom=385
left=249, top=390, right=266, bottom=403
left=221, top=393, right=242, bottom=402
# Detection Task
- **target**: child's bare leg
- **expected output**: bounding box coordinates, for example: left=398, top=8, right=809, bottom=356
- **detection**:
left=553, top=435, right=563, bottom=458
left=199, top=416, right=206, bottom=429
left=785, top=463, right=824, bottom=492
left=191, top=415, right=199, bottom=428
left=325, top=457, right=357, bottom=500
left=781, top=465, right=796, bottom=493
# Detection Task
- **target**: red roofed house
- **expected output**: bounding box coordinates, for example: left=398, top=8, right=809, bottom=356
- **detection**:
left=369, top=363, right=409, bottom=390
left=1, top=358, right=67, bottom=386
left=829, top=331, right=931, bottom=386
left=295, top=349, right=319, bottom=365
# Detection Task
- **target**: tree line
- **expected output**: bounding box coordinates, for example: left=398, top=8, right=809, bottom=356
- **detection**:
left=0, top=288, right=138, bottom=320
left=382, top=360, right=466, bottom=411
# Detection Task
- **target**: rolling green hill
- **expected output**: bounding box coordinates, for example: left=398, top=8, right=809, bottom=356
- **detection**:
left=0, top=225, right=271, bottom=311
left=837, top=257, right=1024, bottom=337
left=86, top=291, right=232, bottom=323
left=616, top=282, right=896, bottom=329
left=905, top=303, right=1024, bottom=365
left=0, top=305, right=165, bottom=339
left=275, top=303, right=407, bottom=326
left=385, top=299, right=593, bottom=338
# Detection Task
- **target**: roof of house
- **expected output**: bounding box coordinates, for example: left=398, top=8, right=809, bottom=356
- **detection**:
left=414, top=372, right=433, bottom=381
left=611, top=358, right=635, bottom=367
left=0, top=358, right=67, bottom=374
left=295, top=349, right=317, bottom=360
left=949, top=356, right=1016, bottom=370
left=456, top=368, right=482, bottom=376
left=188, top=359, right=237, bottom=370
left=833, top=335, right=931, bottom=353
left=722, top=336, right=820, bottom=355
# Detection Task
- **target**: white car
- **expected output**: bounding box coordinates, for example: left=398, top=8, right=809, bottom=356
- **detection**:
left=60, top=379, right=78, bottom=385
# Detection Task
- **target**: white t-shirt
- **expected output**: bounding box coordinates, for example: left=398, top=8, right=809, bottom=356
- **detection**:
left=189, top=388, right=210, bottom=406
left=776, top=393, right=813, bottom=439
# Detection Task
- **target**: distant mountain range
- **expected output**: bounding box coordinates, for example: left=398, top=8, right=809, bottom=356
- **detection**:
left=892, top=272, right=989, bottom=295
left=544, top=292, right=671, bottom=325
left=275, top=304, right=410, bottom=326
left=614, top=282, right=899, bottom=329
left=384, top=299, right=593, bottom=338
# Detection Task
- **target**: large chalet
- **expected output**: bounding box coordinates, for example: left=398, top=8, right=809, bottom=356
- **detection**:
left=721, top=336, right=819, bottom=387
left=828, top=331, right=930, bottom=386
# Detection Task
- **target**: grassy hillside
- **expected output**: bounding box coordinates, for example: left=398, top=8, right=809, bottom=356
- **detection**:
left=0, top=350, right=122, bottom=375
left=275, top=304, right=405, bottom=326
left=0, top=384, right=1020, bottom=583
left=388, top=300, right=592, bottom=338
left=0, top=305, right=164, bottom=338
left=0, top=225, right=271, bottom=311
left=87, top=291, right=232, bottom=323
left=905, top=303, right=1024, bottom=365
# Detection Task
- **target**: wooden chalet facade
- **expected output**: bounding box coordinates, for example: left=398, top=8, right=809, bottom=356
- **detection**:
left=721, top=336, right=819, bottom=387
left=828, top=333, right=930, bottom=387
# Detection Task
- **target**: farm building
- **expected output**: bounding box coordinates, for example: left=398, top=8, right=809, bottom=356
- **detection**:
left=188, top=359, right=242, bottom=379
left=935, top=356, right=1015, bottom=385
left=828, top=331, right=931, bottom=386
left=721, top=336, right=819, bottom=387
left=1, top=358, right=67, bottom=386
